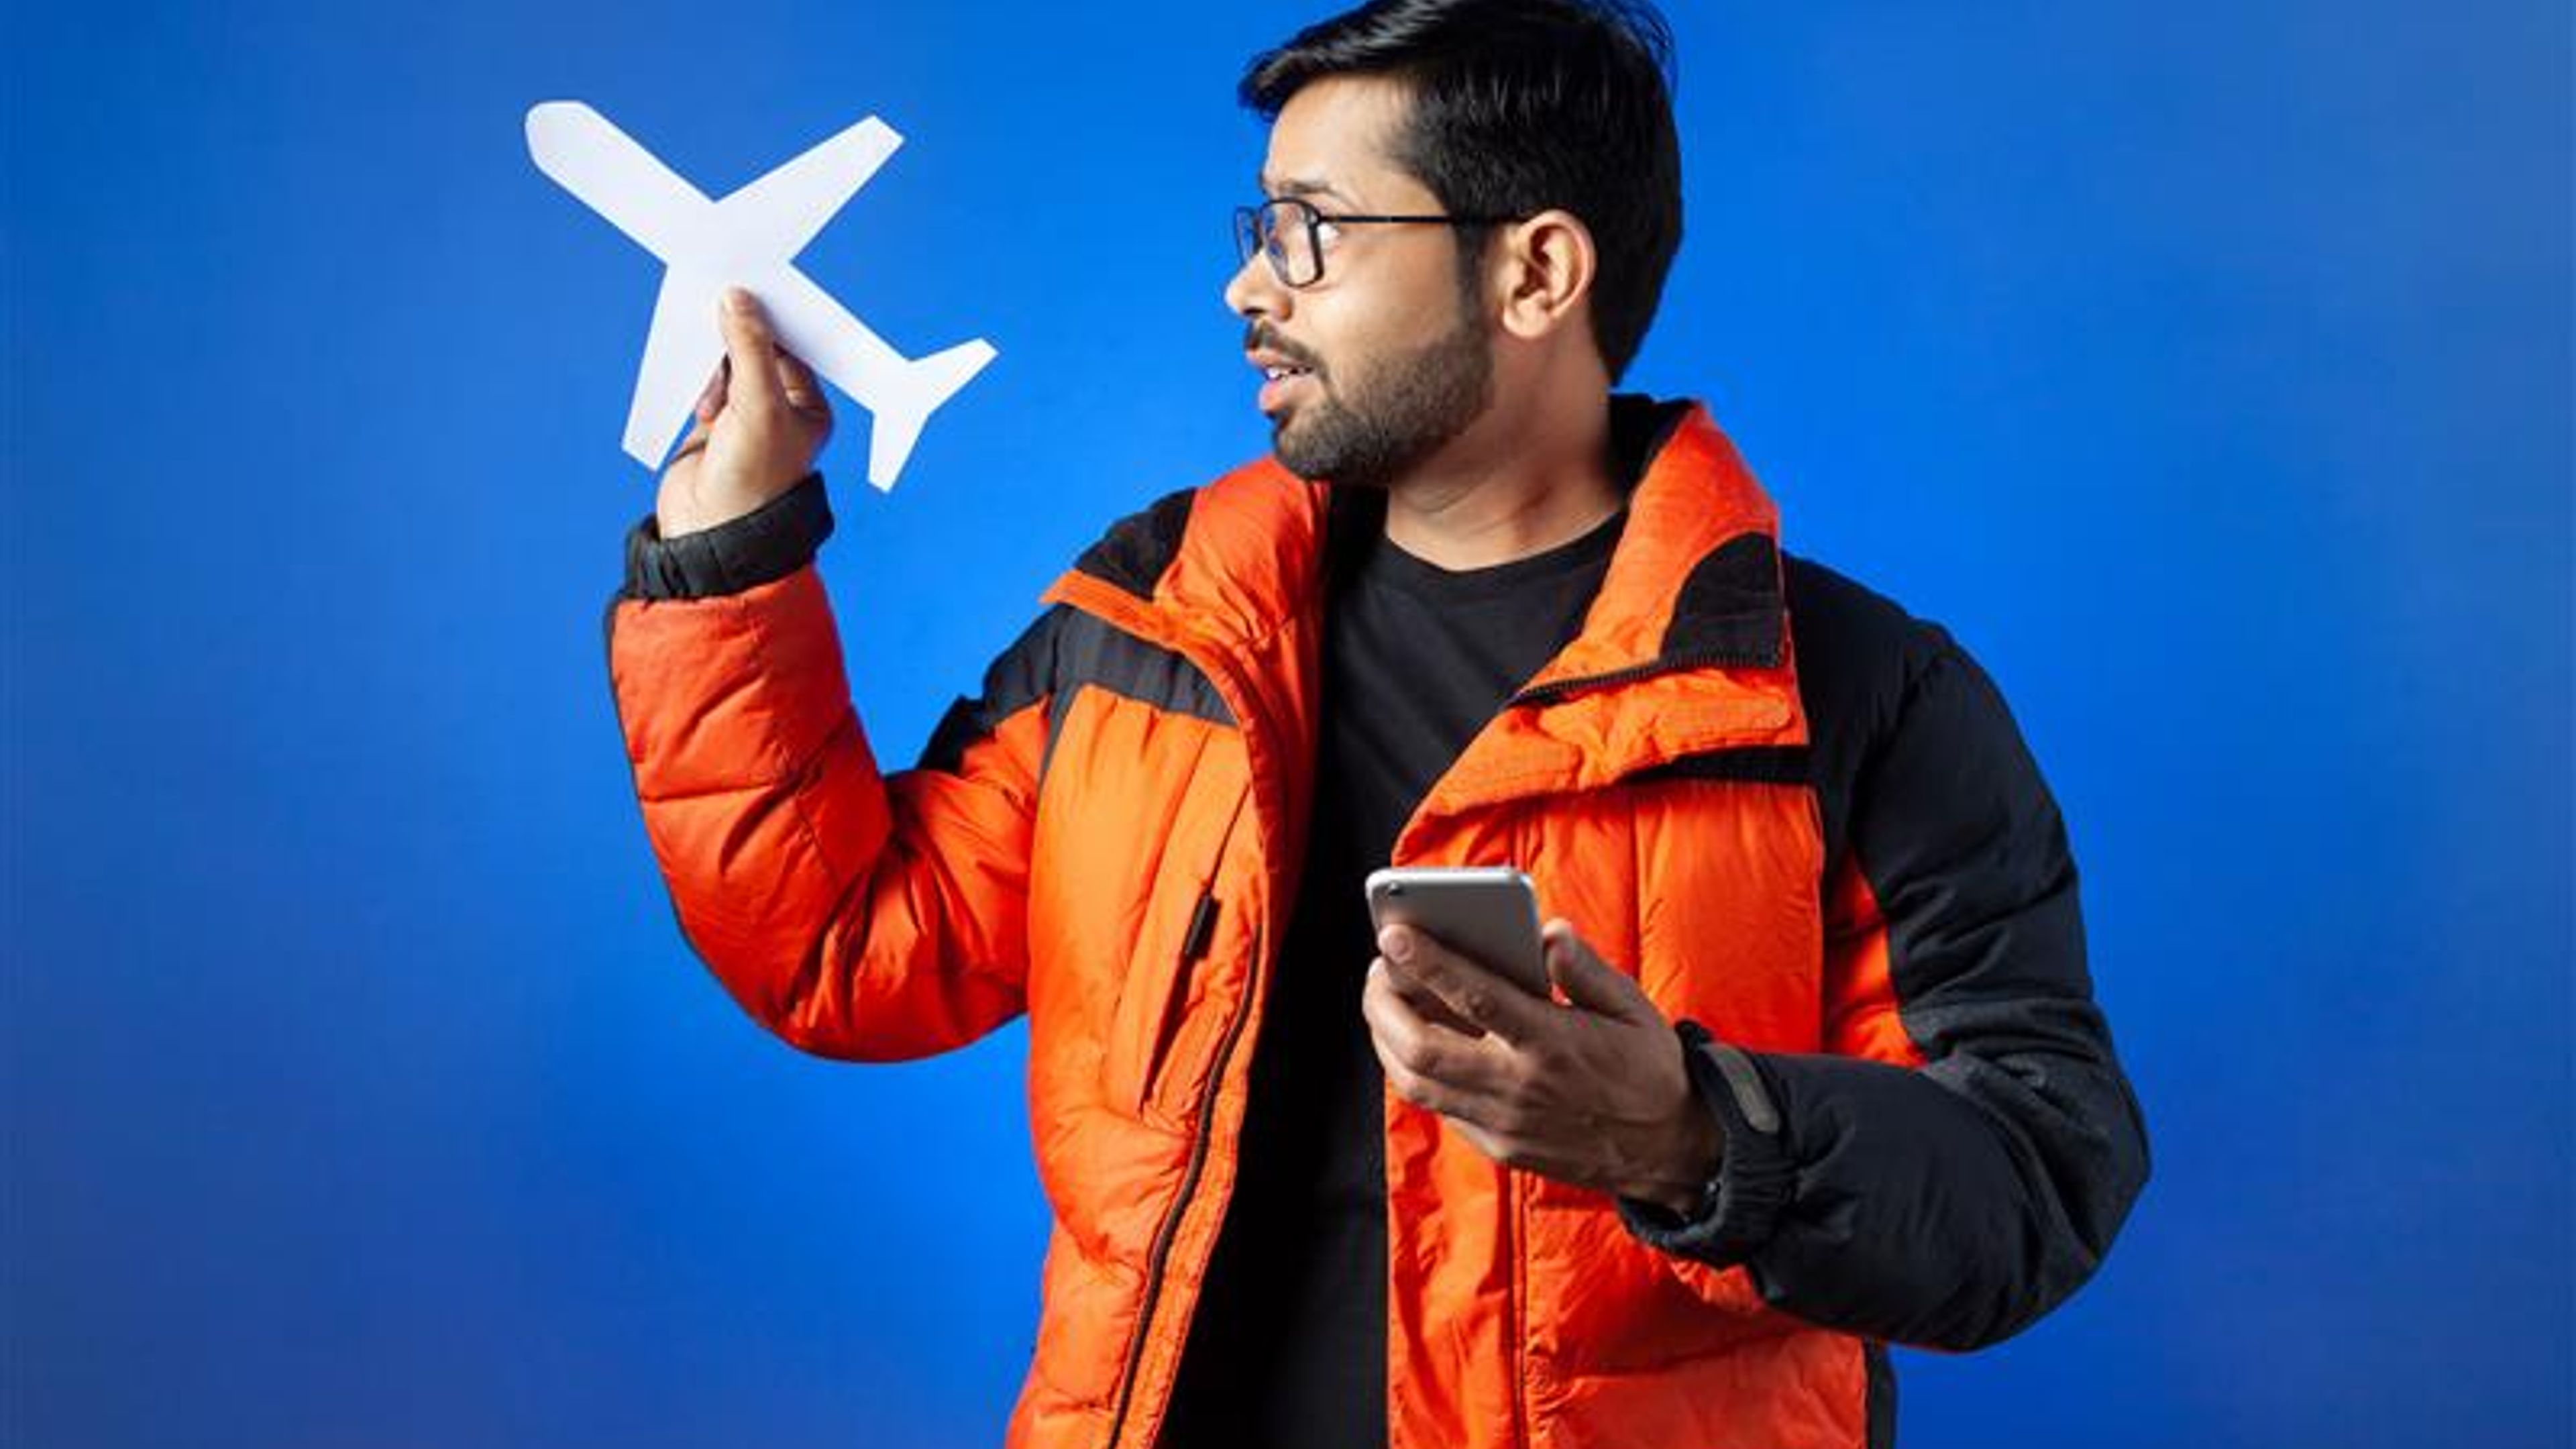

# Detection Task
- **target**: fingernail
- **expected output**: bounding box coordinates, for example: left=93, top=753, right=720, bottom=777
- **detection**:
left=724, top=286, right=753, bottom=314
left=1382, top=926, right=1413, bottom=963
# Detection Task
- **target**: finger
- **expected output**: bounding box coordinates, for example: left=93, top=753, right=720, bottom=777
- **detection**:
left=773, top=345, right=826, bottom=415
left=1366, top=992, right=1506, bottom=1130
left=1379, top=924, right=1548, bottom=1044
left=1379, top=951, right=1484, bottom=1035
left=1541, top=919, right=1656, bottom=1024
left=664, top=399, right=716, bottom=474
left=715, top=286, right=785, bottom=415
left=1367, top=1024, right=1455, bottom=1116
left=693, top=356, right=731, bottom=424
left=1363, top=961, right=1509, bottom=1093
left=664, top=410, right=712, bottom=474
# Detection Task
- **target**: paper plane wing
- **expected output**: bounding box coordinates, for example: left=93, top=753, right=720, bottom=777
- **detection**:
left=712, top=115, right=904, bottom=264
left=623, top=268, right=724, bottom=468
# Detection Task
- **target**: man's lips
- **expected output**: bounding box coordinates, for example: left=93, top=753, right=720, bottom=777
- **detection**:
left=1245, top=343, right=1321, bottom=414
left=1257, top=370, right=1317, bottom=415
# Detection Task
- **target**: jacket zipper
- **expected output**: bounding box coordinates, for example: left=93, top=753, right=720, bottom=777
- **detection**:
left=1508, top=1168, right=1531, bottom=1449
left=1102, top=777, right=1260, bottom=1449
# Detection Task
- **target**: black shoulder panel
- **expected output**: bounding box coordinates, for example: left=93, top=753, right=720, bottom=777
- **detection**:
left=1660, top=531, right=1786, bottom=668
left=1072, top=488, right=1197, bottom=600
left=918, top=603, right=1236, bottom=783
left=1780, top=553, right=1949, bottom=878
left=920, top=606, right=1070, bottom=775
left=1053, top=612, right=1232, bottom=724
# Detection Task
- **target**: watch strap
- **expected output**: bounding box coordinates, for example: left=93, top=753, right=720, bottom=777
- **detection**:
left=1615, top=1019, right=1796, bottom=1263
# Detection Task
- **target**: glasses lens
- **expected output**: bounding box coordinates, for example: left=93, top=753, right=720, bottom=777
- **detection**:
left=1283, top=201, right=1325, bottom=286
left=1234, top=207, right=1263, bottom=269
left=1239, top=201, right=1321, bottom=286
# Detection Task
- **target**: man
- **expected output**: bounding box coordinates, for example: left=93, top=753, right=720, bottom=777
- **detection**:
left=606, top=2, right=2150, bottom=1445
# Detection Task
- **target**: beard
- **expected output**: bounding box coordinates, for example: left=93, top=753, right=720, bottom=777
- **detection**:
left=1263, top=305, right=1494, bottom=490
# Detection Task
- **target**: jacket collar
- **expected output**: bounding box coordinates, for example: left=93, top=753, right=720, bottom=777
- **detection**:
left=1518, top=394, right=1788, bottom=696
left=1045, top=396, right=1809, bottom=804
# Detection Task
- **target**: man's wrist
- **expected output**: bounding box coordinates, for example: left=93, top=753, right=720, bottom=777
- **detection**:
left=623, top=470, right=833, bottom=600
left=1625, top=1090, right=1725, bottom=1215
left=1613, top=1022, right=1796, bottom=1263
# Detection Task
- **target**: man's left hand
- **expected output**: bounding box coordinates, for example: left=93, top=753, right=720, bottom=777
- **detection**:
left=1362, top=918, right=1723, bottom=1215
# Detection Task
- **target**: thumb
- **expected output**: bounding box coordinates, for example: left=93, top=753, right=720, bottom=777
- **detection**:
left=715, top=287, right=784, bottom=415
left=1542, top=920, right=1654, bottom=1023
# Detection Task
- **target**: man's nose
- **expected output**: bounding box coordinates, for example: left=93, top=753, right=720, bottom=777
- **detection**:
left=1224, top=251, right=1290, bottom=321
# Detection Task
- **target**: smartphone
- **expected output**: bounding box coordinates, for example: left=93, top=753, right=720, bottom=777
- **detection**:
left=1364, top=866, right=1549, bottom=998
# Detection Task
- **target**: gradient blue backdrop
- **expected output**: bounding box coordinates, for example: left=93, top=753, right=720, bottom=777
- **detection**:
left=5, top=1, right=2569, bottom=1445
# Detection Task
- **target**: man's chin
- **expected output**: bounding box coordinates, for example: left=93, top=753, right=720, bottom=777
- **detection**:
left=1269, top=414, right=1324, bottom=480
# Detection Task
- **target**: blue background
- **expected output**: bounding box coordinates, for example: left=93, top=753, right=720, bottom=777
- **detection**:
left=5, top=1, right=2569, bottom=1444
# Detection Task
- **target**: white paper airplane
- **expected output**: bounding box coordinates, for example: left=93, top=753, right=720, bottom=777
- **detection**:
left=526, top=101, right=996, bottom=490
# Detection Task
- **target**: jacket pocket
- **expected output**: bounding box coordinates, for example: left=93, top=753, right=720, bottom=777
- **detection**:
left=1102, top=777, right=1252, bottom=1118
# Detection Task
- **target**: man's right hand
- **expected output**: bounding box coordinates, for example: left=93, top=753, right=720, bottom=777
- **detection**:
left=655, top=286, right=835, bottom=539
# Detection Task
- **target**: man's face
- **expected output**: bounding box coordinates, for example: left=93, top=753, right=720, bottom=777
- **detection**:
left=1225, top=74, right=1494, bottom=488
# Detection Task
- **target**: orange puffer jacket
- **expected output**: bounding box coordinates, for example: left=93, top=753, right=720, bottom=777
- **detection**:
left=606, top=398, right=2148, bottom=1449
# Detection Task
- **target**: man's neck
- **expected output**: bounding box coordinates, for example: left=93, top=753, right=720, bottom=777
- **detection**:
left=1379, top=398, right=1623, bottom=572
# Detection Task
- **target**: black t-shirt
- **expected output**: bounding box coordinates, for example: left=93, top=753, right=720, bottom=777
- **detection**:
left=1159, top=498, right=1625, bottom=1449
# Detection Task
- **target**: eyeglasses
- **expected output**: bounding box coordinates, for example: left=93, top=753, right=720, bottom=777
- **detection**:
left=1233, top=196, right=1523, bottom=288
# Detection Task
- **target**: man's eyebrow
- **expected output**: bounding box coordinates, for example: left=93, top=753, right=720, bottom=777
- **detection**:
left=1259, top=174, right=1356, bottom=205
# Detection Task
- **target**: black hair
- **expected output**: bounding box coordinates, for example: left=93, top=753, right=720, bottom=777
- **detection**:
left=1240, top=0, right=1682, bottom=382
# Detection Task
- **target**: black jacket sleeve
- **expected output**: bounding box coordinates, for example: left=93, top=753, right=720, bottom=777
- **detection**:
left=1622, top=619, right=2150, bottom=1350
left=620, top=472, right=833, bottom=600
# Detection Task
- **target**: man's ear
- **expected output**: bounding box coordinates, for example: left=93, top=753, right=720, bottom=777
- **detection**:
left=1490, top=208, right=1598, bottom=346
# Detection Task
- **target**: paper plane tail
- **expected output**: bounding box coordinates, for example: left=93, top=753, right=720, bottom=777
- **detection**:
left=865, top=338, right=997, bottom=490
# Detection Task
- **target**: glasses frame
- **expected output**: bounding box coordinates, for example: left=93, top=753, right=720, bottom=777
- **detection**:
left=1234, top=196, right=1525, bottom=288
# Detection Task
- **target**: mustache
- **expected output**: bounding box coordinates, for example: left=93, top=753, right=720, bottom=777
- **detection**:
left=1244, top=324, right=1324, bottom=375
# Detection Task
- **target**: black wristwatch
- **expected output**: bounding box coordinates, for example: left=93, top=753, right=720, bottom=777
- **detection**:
left=1615, top=1019, right=1795, bottom=1263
